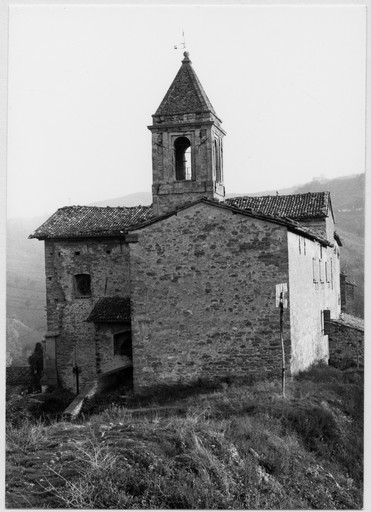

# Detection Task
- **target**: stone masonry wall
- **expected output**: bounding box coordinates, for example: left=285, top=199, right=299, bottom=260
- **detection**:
left=129, top=203, right=291, bottom=391
left=44, top=239, right=130, bottom=391
left=150, top=115, right=225, bottom=215
left=328, top=319, right=364, bottom=368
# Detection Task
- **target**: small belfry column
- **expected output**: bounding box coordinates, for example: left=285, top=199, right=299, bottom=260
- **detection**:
left=148, top=51, right=226, bottom=216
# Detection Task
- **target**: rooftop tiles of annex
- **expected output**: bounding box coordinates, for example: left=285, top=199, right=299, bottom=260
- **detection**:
left=29, top=193, right=333, bottom=247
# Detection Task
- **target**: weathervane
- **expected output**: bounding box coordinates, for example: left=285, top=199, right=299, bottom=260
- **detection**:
left=174, top=30, right=187, bottom=51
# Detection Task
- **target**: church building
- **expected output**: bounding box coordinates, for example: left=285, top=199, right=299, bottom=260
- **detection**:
left=30, top=52, right=342, bottom=393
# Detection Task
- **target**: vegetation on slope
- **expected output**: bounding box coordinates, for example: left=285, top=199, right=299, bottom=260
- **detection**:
left=6, top=364, right=363, bottom=509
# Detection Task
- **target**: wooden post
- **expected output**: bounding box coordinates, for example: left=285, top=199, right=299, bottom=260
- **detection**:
left=280, top=291, right=286, bottom=397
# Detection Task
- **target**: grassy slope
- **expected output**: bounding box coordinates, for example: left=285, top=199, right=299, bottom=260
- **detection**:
left=6, top=365, right=363, bottom=509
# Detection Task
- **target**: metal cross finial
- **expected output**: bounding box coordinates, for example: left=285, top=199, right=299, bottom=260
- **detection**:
left=174, top=29, right=187, bottom=51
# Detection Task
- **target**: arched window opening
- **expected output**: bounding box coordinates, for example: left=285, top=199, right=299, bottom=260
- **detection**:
left=215, top=139, right=222, bottom=183
left=174, top=137, right=192, bottom=181
left=113, top=330, right=132, bottom=359
left=74, top=274, right=91, bottom=298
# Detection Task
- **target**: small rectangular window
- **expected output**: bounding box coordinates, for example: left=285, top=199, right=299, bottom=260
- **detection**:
left=330, top=258, right=333, bottom=289
left=322, top=310, right=331, bottom=335
left=74, top=274, right=91, bottom=298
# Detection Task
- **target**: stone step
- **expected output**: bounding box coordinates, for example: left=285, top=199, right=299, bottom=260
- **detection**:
left=62, top=364, right=132, bottom=420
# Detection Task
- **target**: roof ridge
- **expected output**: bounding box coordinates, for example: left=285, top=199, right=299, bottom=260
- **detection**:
left=60, top=204, right=153, bottom=211
left=227, top=191, right=328, bottom=200
left=184, top=60, right=216, bottom=114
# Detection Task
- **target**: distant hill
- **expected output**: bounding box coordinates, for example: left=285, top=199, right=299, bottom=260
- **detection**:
left=87, top=185, right=302, bottom=207
left=7, top=173, right=365, bottom=364
left=89, top=191, right=152, bottom=208
left=7, top=214, right=49, bottom=365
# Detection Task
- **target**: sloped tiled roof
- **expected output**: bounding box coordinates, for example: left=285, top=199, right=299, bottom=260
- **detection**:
left=86, top=297, right=131, bottom=323
left=30, top=195, right=333, bottom=245
left=225, top=192, right=331, bottom=220
left=29, top=205, right=154, bottom=240
left=154, top=52, right=218, bottom=117
left=127, top=197, right=332, bottom=247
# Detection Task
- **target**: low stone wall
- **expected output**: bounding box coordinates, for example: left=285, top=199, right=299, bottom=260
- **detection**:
left=6, top=366, right=30, bottom=385
left=328, top=316, right=364, bottom=368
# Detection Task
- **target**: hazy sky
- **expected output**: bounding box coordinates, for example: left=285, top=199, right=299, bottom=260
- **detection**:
left=7, top=4, right=366, bottom=219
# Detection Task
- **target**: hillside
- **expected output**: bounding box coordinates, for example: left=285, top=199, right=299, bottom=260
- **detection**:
left=6, top=174, right=365, bottom=364
left=6, top=365, right=363, bottom=509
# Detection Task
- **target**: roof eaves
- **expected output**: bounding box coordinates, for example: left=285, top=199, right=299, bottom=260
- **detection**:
left=287, top=223, right=332, bottom=247
left=29, top=205, right=154, bottom=240
left=334, top=231, right=342, bottom=247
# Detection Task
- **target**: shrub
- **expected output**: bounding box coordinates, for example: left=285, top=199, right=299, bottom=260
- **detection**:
left=6, top=388, right=75, bottom=427
left=281, top=403, right=338, bottom=452
left=6, top=418, right=46, bottom=453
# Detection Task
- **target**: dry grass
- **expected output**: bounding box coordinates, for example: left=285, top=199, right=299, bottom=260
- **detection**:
left=6, top=418, right=47, bottom=453
left=6, top=364, right=363, bottom=509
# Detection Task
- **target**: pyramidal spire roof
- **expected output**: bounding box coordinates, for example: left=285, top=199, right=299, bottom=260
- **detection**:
left=154, top=52, right=218, bottom=118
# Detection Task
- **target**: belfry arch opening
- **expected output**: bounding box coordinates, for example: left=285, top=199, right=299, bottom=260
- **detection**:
left=174, top=137, right=192, bottom=181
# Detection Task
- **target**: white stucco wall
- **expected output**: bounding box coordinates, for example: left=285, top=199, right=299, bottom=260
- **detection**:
left=287, top=231, right=341, bottom=374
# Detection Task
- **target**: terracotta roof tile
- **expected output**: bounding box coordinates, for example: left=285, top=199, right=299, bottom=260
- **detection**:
left=86, top=297, right=131, bottom=323
left=225, top=192, right=331, bottom=220
left=29, top=205, right=154, bottom=240
left=127, top=197, right=332, bottom=247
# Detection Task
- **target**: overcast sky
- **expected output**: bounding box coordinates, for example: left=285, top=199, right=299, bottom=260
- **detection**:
left=6, top=4, right=366, bottom=219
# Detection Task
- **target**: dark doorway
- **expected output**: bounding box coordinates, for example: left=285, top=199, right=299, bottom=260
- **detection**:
left=114, top=330, right=132, bottom=359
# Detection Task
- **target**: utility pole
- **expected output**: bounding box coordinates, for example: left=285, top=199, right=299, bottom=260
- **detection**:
left=276, top=283, right=287, bottom=398
left=280, top=291, right=286, bottom=397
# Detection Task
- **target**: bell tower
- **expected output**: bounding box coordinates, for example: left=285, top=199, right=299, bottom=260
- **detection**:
left=148, top=52, right=226, bottom=216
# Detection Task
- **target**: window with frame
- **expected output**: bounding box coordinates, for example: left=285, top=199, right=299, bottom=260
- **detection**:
left=321, top=309, right=331, bottom=335
left=319, top=260, right=324, bottom=283
left=113, top=331, right=132, bottom=358
left=74, top=274, right=91, bottom=298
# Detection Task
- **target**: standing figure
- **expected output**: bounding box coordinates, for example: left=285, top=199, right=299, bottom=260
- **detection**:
left=28, top=342, right=44, bottom=394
